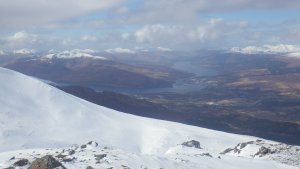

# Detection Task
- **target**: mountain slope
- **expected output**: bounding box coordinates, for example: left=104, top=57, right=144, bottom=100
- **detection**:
left=0, top=67, right=298, bottom=169
left=4, top=57, right=176, bottom=89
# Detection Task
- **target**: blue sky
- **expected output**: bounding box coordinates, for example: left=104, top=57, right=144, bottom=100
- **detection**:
left=0, top=0, right=300, bottom=52
left=205, top=9, right=300, bottom=24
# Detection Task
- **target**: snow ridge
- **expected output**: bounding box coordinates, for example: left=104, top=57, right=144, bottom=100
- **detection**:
left=43, top=49, right=106, bottom=59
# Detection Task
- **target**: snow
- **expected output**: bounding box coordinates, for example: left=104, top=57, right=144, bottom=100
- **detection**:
left=13, top=48, right=36, bottom=55
left=287, top=52, right=300, bottom=58
left=0, top=144, right=297, bottom=169
left=43, top=49, right=106, bottom=60
left=230, top=44, right=300, bottom=55
left=0, top=67, right=299, bottom=169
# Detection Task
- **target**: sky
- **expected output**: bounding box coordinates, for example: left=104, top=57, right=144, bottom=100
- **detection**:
left=0, top=0, right=300, bottom=52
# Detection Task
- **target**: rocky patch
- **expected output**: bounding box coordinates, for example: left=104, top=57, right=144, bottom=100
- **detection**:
left=87, top=141, right=98, bottom=147
left=4, top=167, right=15, bottom=169
left=220, top=141, right=254, bottom=154
left=220, top=140, right=300, bottom=167
left=94, top=154, right=107, bottom=163
left=68, top=149, right=76, bottom=156
left=182, top=140, right=202, bottom=149
left=254, top=146, right=273, bottom=157
left=1, top=140, right=299, bottom=169
left=28, top=155, right=66, bottom=169
left=195, top=153, right=213, bottom=158
left=80, top=144, right=87, bottom=149
left=13, top=159, right=29, bottom=167
left=86, top=166, right=94, bottom=169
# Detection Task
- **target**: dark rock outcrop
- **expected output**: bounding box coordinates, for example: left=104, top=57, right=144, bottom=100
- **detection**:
left=4, top=167, right=15, bottom=169
left=220, top=148, right=234, bottom=154
left=81, top=144, right=87, bottom=149
left=28, top=155, right=66, bottom=169
left=13, top=159, right=29, bottom=167
left=238, top=141, right=254, bottom=149
left=56, top=154, right=67, bottom=159
left=197, top=153, right=212, bottom=157
left=68, top=149, right=76, bottom=155
left=221, top=141, right=255, bottom=154
left=94, top=154, right=107, bottom=163
left=87, top=141, right=98, bottom=147
left=182, top=140, right=202, bottom=149
left=86, top=166, right=94, bottom=169
left=255, top=146, right=271, bottom=157
left=62, top=157, right=75, bottom=162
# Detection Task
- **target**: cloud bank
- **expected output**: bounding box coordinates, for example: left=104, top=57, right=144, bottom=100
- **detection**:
left=0, top=0, right=124, bottom=28
left=0, top=0, right=300, bottom=51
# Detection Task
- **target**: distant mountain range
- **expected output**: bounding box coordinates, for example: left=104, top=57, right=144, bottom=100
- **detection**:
left=3, top=53, right=187, bottom=89
left=1, top=50, right=300, bottom=146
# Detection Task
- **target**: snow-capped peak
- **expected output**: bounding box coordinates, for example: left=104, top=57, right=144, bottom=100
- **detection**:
left=13, top=48, right=36, bottom=55
left=229, top=44, right=300, bottom=55
left=43, top=49, right=106, bottom=60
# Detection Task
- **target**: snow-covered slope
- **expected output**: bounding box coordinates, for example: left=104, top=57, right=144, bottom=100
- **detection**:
left=0, top=67, right=299, bottom=169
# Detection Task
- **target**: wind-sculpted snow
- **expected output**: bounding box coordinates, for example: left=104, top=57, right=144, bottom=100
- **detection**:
left=0, top=67, right=299, bottom=169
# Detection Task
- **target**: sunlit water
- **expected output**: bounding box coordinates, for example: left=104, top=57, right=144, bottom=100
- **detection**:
left=91, top=61, right=219, bottom=94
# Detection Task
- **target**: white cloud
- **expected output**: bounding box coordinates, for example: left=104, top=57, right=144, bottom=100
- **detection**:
left=132, top=19, right=249, bottom=49
left=60, top=39, right=76, bottom=47
left=2, top=31, right=53, bottom=51
left=188, top=19, right=223, bottom=41
left=0, top=32, right=86, bottom=52
left=7, top=31, right=37, bottom=44
left=0, top=50, right=5, bottom=55
left=134, top=24, right=179, bottom=43
left=0, top=0, right=125, bottom=28
left=81, top=35, right=98, bottom=42
left=157, top=47, right=172, bottom=52
left=0, top=0, right=299, bottom=52
left=106, top=48, right=136, bottom=54
left=230, top=44, right=300, bottom=54
left=188, top=19, right=248, bottom=42
left=121, top=33, right=131, bottom=40
left=13, top=48, right=36, bottom=55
